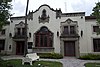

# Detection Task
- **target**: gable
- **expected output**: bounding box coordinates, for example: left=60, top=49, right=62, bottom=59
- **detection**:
left=15, top=21, right=25, bottom=28
left=61, top=18, right=77, bottom=25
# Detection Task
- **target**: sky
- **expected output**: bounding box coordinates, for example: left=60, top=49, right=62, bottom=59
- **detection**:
left=11, top=0, right=99, bottom=17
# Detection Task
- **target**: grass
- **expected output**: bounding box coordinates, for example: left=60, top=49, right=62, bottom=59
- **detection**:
left=1, top=59, right=63, bottom=67
left=85, top=63, right=100, bottom=67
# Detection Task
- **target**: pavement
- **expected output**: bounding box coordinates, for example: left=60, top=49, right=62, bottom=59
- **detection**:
left=1, top=55, right=100, bottom=67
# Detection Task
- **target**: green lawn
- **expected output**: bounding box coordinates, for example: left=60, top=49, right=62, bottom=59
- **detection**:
left=85, top=63, right=100, bottom=67
left=1, top=59, right=63, bottom=67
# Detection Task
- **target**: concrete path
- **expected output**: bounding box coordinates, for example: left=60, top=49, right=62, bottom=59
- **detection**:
left=40, top=57, right=100, bottom=67
left=1, top=56, right=100, bottom=67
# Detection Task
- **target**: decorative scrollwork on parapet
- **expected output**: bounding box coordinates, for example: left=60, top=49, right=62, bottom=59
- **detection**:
left=28, top=10, right=33, bottom=20
left=56, top=8, right=62, bottom=19
left=39, top=9, right=49, bottom=23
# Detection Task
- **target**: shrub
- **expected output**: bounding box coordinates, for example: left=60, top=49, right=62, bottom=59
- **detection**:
left=37, top=53, right=63, bottom=59
left=0, top=57, right=3, bottom=64
left=0, top=57, right=5, bottom=66
left=79, top=54, right=100, bottom=60
left=0, top=53, right=9, bottom=56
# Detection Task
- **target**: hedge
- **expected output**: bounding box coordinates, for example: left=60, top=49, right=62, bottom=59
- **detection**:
left=79, top=54, right=100, bottom=60
left=37, top=53, right=63, bottom=59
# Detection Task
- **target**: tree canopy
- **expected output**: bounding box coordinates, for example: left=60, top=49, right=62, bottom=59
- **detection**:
left=91, top=2, right=100, bottom=34
left=0, top=0, right=12, bottom=30
left=91, top=2, right=100, bottom=24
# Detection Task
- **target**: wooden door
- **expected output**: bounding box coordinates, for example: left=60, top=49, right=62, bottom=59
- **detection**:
left=16, top=41, right=24, bottom=55
left=64, top=41, right=75, bottom=56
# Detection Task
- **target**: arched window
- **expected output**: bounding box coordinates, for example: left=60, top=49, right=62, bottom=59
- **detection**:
left=35, top=27, right=53, bottom=47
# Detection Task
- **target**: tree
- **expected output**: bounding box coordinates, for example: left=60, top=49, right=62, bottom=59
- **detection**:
left=0, top=0, right=12, bottom=30
left=91, top=2, right=100, bottom=24
left=91, top=2, right=100, bottom=34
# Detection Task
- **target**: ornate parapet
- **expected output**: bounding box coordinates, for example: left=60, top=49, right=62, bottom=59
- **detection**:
left=38, top=9, right=50, bottom=23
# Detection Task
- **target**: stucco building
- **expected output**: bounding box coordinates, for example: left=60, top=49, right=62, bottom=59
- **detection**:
left=0, top=4, right=100, bottom=58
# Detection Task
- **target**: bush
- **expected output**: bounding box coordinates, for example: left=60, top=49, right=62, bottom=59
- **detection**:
left=0, top=53, right=9, bottom=56
left=79, top=54, right=100, bottom=60
left=0, top=57, right=5, bottom=66
left=37, top=53, right=63, bottom=59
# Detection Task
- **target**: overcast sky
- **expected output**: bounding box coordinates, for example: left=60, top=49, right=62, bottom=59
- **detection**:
left=11, top=0, right=99, bottom=17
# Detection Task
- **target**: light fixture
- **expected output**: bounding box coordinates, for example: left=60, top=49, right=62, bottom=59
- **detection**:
left=29, top=32, right=31, bottom=37
left=81, top=30, right=83, bottom=37
left=57, top=31, right=59, bottom=36
left=9, top=33, right=12, bottom=37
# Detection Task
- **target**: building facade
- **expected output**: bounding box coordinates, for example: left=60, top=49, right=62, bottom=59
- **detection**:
left=0, top=4, right=100, bottom=57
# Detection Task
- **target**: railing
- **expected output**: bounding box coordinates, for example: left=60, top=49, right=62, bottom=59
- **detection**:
left=60, top=32, right=79, bottom=38
left=33, top=47, right=54, bottom=53
left=63, top=30, right=76, bottom=35
left=13, top=34, right=26, bottom=39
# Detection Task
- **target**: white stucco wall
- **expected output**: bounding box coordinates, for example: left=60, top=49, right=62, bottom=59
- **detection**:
left=60, top=16, right=88, bottom=54
left=0, top=25, right=11, bottom=54
left=7, top=5, right=61, bottom=54
left=28, top=6, right=61, bottom=53
left=10, top=19, right=25, bottom=37
left=7, top=19, right=25, bottom=54
left=85, top=19, right=100, bottom=54
left=2, top=4, right=100, bottom=56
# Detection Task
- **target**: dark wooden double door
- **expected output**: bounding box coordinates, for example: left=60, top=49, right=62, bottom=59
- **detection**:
left=16, top=41, right=24, bottom=55
left=64, top=41, right=75, bottom=56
